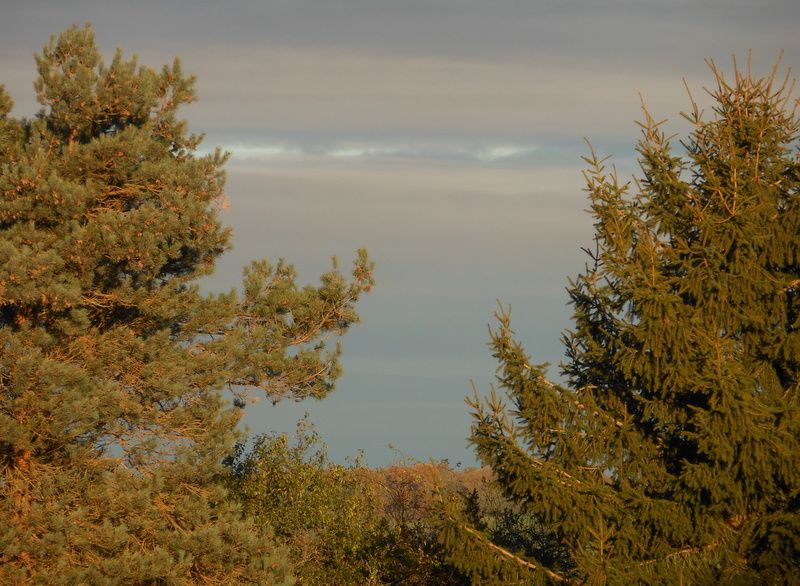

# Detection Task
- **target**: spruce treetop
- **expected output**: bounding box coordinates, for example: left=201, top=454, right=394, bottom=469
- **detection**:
left=441, top=58, right=799, bottom=584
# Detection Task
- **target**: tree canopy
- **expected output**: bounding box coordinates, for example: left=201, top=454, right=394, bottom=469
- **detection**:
left=440, top=60, right=800, bottom=584
left=0, top=25, right=372, bottom=584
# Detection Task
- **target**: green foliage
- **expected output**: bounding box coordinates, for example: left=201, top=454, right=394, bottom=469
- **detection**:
left=228, top=426, right=475, bottom=585
left=441, top=60, right=800, bottom=583
left=227, top=418, right=379, bottom=584
left=0, top=25, right=372, bottom=583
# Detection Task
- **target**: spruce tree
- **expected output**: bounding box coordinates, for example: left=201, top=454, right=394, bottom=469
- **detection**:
left=440, top=60, right=800, bottom=584
left=0, top=25, right=373, bottom=584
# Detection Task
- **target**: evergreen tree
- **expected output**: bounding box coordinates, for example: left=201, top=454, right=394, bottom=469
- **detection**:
left=0, top=25, right=373, bottom=584
left=440, top=60, right=800, bottom=584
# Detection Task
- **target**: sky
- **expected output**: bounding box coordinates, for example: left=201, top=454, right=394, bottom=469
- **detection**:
left=2, top=0, right=798, bottom=466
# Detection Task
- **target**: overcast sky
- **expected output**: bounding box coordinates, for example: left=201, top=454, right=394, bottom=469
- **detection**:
left=2, top=0, right=798, bottom=466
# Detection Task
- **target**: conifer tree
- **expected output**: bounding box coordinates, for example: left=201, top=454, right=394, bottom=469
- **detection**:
left=440, top=59, right=800, bottom=584
left=0, top=25, right=372, bottom=584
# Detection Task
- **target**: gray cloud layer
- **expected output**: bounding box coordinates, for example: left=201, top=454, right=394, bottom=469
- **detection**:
left=6, top=0, right=797, bottom=63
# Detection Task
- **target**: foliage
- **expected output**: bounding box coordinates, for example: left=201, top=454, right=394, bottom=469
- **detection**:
left=363, top=462, right=470, bottom=585
left=226, top=418, right=380, bottom=584
left=461, top=486, right=572, bottom=574
left=0, top=25, right=372, bottom=584
left=227, top=421, right=471, bottom=585
left=440, top=60, right=800, bottom=583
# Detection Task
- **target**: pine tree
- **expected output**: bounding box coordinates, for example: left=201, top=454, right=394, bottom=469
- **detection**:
left=440, top=59, right=800, bottom=584
left=0, top=25, right=373, bottom=584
